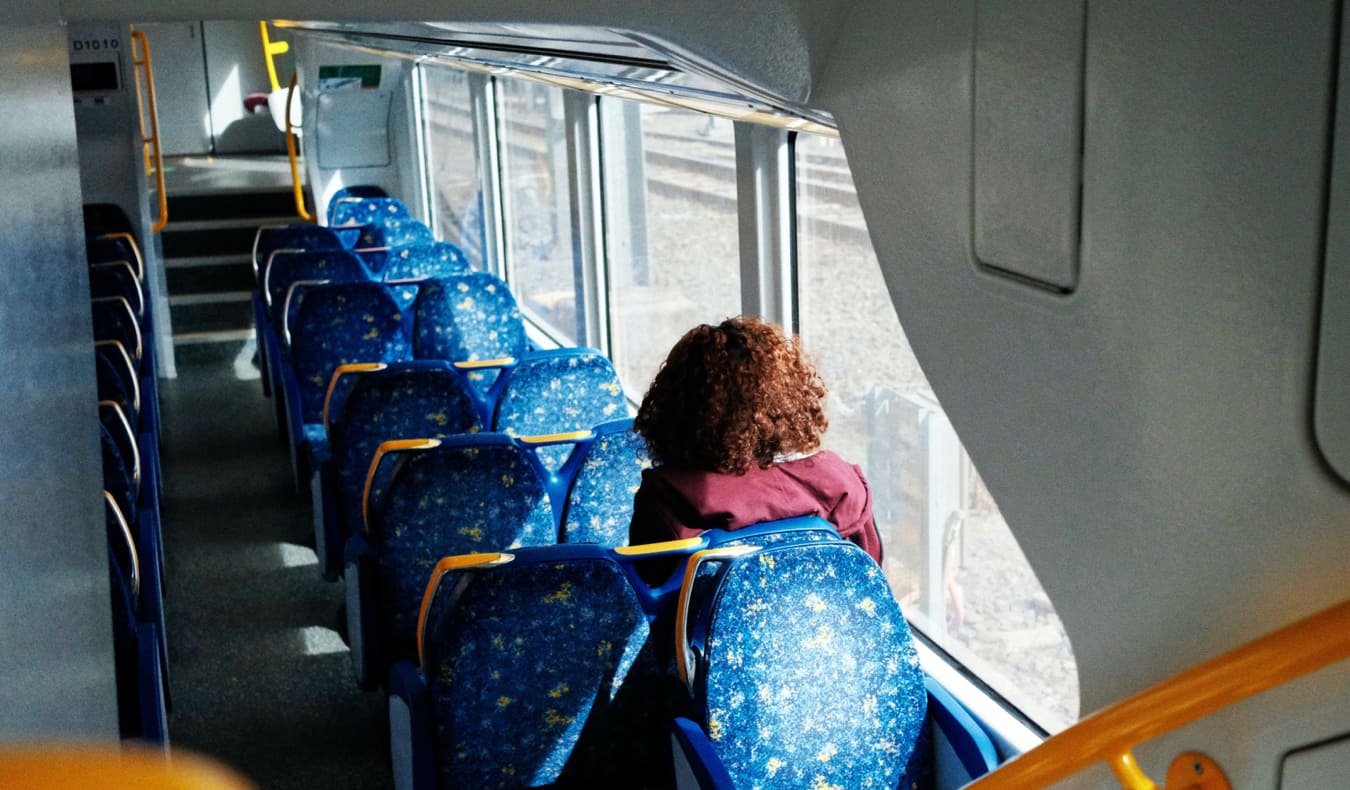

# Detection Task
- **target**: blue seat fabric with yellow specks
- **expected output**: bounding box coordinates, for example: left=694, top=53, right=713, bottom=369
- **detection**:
left=264, top=249, right=375, bottom=327
left=418, top=544, right=668, bottom=788
left=288, top=282, right=413, bottom=425
left=412, top=272, right=528, bottom=394
left=367, top=437, right=555, bottom=649
left=683, top=541, right=927, bottom=790
left=254, top=224, right=366, bottom=282
left=492, top=349, right=628, bottom=471
left=331, top=196, right=412, bottom=228
left=326, top=185, right=388, bottom=225
left=327, top=363, right=483, bottom=545
left=377, top=241, right=472, bottom=281
left=560, top=419, right=648, bottom=547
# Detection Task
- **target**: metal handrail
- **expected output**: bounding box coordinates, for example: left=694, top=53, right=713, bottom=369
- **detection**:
left=284, top=73, right=314, bottom=222
left=966, top=597, right=1350, bottom=789
left=129, top=27, right=168, bottom=233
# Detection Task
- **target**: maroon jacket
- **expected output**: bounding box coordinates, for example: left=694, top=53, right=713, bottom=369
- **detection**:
left=628, top=450, right=882, bottom=564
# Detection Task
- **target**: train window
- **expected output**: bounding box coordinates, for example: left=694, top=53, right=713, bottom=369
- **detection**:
left=497, top=79, right=580, bottom=343
left=794, top=132, right=1080, bottom=732
left=598, top=103, right=741, bottom=393
left=420, top=64, right=485, bottom=268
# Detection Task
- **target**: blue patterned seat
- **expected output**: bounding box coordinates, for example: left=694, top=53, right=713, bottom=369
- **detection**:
left=327, top=184, right=389, bottom=224
left=331, top=196, right=412, bottom=228
left=560, top=419, right=648, bottom=547
left=376, top=241, right=472, bottom=281
left=105, top=491, right=167, bottom=743
left=670, top=539, right=927, bottom=790
left=388, top=544, right=669, bottom=789
left=367, top=217, right=436, bottom=248
left=492, top=349, right=629, bottom=472
left=345, top=433, right=556, bottom=689
left=412, top=272, right=529, bottom=396
left=91, top=296, right=143, bottom=371
left=311, top=361, right=484, bottom=580
left=278, top=282, right=413, bottom=492
left=263, top=249, right=376, bottom=328
left=252, top=223, right=367, bottom=283
left=90, top=261, right=144, bottom=317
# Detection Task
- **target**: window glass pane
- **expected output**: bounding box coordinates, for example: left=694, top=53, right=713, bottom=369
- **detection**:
left=497, top=80, right=579, bottom=343
left=421, top=64, right=484, bottom=268
left=795, top=132, right=1080, bottom=732
left=600, top=103, right=740, bottom=394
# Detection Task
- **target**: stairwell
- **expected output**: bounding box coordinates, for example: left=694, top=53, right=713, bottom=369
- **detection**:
left=161, top=156, right=306, bottom=368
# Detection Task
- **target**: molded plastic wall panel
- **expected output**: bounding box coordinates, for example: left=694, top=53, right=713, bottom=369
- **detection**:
left=316, top=90, right=393, bottom=168
left=818, top=0, right=1349, bottom=719
left=296, top=36, right=420, bottom=223
left=0, top=12, right=119, bottom=738
left=1281, top=734, right=1350, bottom=789
left=1314, top=13, right=1350, bottom=483
left=973, top=0, right=1085, bottom=291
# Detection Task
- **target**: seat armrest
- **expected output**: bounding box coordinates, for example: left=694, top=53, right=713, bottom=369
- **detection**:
left=925, top=675, right=1000, bottom=784
left=311, top=460, right=341, bottom=581
left=671, top=717, right=734, bottom=790
left=345, top=533, right=382, bottom=690
left=387, top=660, right=435, bottom=790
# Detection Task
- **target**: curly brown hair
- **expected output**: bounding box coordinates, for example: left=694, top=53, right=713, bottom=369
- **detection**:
left=633, top=317, right=828, bottom=474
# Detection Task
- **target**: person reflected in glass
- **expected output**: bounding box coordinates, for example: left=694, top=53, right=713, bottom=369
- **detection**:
left=628, top=317, right=882, bottom=579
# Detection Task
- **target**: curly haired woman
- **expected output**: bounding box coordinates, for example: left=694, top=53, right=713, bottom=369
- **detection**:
left=628, top=317, right=882, bottom=566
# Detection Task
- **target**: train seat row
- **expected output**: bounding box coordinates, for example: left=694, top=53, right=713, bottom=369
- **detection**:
left=252, top=191, right=999, bottom=788
left=86, top=203, right=168, bottom=745
left=385, top=517, right=997, bottom=789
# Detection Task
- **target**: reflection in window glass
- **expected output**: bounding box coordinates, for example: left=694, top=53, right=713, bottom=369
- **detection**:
left=421, top=64, right=484, bottom=268
left=497, top=80, right=578, bottom=343
left=600, top=103, right=741, bottom=394
left=795, top=132, right=1080, bottom=732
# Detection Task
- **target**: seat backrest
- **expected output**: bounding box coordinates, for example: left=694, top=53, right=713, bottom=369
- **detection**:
left=325, top=361, right=483, bottom=539
left=493, top=349, right=628, bottom=471
left=253, top=223, right=368, bottom=281
left=377, top=241, right=471, bottom=281
left=365, top=217, right=435, bottom=249
left=100, top=424, right=138, bottom=527
left=417, top=544, right=666, bottom=787
left=263, top=248, right=374, bottom=319
left=287, top=282, right=412, bottom=425
left=560, top=419, right=648, bottom=547
left=411, top=272, right=528, bottom=389
left=95, top=340, right=140, bottom=419
left=677, top=540, right=928, bottom=790
left=327, top=184, right=389, bottom=224
left=330, top=196, right=411, bottom=228
left=363, top=434, right=556, bottom=646
left=89, top=261, right=144, bottom=317
left=86, top=236, right=137, bottom=267
left=91, top=296, right=142, bottom=364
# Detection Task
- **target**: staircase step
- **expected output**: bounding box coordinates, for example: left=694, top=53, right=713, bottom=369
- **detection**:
left=166, top=260, right=255, bottom=295
left=162, top=226, right=266, bottom=259
left=168, top=191, right=300, bottom=223
left=170, top=297, right=255, bottom=336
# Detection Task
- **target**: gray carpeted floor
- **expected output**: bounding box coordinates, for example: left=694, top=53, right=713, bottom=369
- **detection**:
left=159, top=342, right=392, bottom=788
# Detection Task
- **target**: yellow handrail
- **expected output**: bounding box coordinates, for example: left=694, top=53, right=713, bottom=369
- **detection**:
left=129, top=27, right=168, bottom=233
left=257, top=21, right=289, bottom=94
left=967, top=597, right=1350, bottom=789
left=284, top=73, right=314, bottom=222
